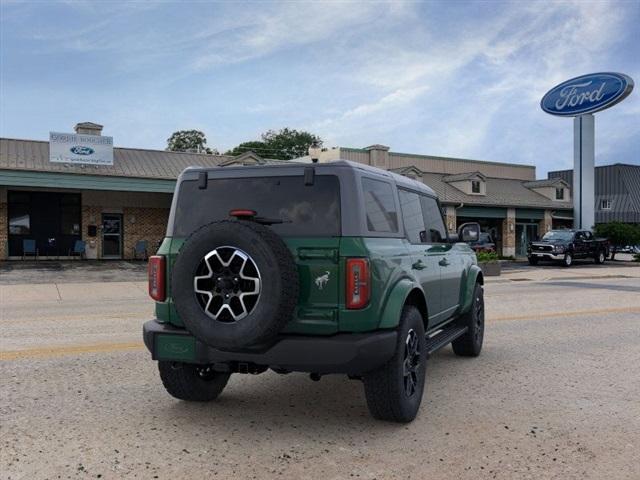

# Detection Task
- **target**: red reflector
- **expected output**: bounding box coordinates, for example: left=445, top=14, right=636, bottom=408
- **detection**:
left=346, top=258, right=370, bottom=309
left=229, top=209, right=256, bottom=218
left=148, top=255, right=166, bottom=302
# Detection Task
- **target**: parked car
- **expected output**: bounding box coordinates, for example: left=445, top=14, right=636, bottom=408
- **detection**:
left=469, top=232, right=496, bottom=253
left=144, top=160, right=486, bottom=423
left=527, top=229, right=609, bottom=267
left=618, top=245, right=640, bottom=254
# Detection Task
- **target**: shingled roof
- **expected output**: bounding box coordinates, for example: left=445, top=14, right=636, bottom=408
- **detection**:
left=418, top=171, right=572, bottom=210
left=0, top=137, right=232, bottom=179
left=442, top=171, right=486, bottom=182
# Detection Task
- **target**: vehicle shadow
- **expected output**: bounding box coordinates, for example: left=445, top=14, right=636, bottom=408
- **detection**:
left=156, top=348, right=469, bottom=438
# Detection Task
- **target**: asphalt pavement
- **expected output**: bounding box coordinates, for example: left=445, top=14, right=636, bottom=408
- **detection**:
left=1, top=262, right=639, bottom=479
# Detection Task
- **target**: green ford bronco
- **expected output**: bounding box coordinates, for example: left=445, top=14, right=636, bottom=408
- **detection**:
left=144, top=160, right=485, bottom=422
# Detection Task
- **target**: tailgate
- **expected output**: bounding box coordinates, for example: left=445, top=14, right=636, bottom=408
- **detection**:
left=282, top=238, right=341, bottom=335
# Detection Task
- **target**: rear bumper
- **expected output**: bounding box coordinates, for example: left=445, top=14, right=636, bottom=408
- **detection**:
left=143, top=320, right=397, bottom=375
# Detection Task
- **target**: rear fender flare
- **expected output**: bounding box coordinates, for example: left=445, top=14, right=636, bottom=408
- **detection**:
left=460, top=264, right=483, bottom=313
left=378, top=278, right=425, bottom=329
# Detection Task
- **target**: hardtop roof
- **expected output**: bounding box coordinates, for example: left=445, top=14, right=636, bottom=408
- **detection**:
left=184, top=159, right=437, bottom=197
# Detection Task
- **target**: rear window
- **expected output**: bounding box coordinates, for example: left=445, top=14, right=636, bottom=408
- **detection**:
left=173, top=175, right=341, bottom=237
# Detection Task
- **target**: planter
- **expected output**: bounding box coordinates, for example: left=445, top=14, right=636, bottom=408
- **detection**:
left=479, top=261, right=501, bottom=276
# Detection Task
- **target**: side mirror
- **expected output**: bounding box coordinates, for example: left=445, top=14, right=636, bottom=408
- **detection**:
left=458, top=222, right=481, bottom=243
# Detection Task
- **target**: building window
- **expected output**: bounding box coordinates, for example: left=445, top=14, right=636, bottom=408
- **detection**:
left=471, top=180, right=481, bottom=194
left=8, top=192, right=31, bottom=234
left=600, top=199, right=612, bottom=210
left=555, top=188, right=564, bottom=200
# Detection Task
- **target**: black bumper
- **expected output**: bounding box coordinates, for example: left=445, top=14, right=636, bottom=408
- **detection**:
left=143, top=320, right=397, bottom=375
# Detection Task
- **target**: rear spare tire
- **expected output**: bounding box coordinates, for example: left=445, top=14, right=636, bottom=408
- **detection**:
left=172, top=220, right=299, bottom=349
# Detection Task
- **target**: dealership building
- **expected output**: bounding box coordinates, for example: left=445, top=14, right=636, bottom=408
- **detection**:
left=4, top=121, right=635, bottom=261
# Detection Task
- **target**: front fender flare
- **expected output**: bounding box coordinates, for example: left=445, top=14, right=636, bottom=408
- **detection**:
left=460, top=264, right=483, bottom=313
left=378, top=278, right=423, bottom=329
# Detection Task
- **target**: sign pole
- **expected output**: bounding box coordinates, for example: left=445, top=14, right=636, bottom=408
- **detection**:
left=573, top=114, right=595, bottom=229
left=541, top=72, right=633, bottom=231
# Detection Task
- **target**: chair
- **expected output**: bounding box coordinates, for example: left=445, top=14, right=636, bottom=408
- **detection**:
left=22, top=239, right=38, bottom=261
left=133, top=240, right=148, bottom=260
left=68, top=240, right=86, bottom=260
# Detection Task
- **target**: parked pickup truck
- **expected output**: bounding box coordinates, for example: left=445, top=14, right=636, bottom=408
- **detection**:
left=527, top=229, right=609, bottom=267
left=469, top=232, right=496, bottom=253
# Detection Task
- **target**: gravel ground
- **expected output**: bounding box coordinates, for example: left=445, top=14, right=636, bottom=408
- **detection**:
left=1, top=264, right=639, bottom=479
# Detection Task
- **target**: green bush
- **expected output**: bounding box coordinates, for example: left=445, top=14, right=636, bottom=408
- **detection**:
left=476, top=251, right=499, bottom=263
left=594, top=222, right=640, bottom=260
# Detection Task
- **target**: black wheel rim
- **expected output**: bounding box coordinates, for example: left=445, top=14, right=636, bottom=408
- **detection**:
left=403, top=329, right=421, bottom=397
left=474, top=291, right=484, bottom=344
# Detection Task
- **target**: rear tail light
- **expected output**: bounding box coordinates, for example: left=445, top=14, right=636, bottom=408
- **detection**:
left=148, top=255, right=166, bottom=301
left=346, top=258, right=370, bottom=309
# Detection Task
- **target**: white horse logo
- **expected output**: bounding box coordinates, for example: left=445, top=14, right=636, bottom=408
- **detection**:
left=315, top=271, right=330, bottom=290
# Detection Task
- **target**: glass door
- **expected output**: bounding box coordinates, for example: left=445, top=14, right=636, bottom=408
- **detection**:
left=516, top=223, right=538, bottom=257
left=102, top=213, right=123, bottom=259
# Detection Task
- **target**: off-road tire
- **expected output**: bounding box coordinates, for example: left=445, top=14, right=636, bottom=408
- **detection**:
left=171, top=220, right=299, bottom=349
left=594, top=250, right=606, bottom=264
left=452, top=282, right=484, bottom=357
left=158, top=361, right=231, bottom=402
left=528, top=256, right=539, bottom=266
left=562, top=253, right=573, bottom=267
left=363, top=305, right=426, bottom=423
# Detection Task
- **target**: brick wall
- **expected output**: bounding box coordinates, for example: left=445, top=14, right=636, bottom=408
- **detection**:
left=539, top=210, right=553, bottom=237
left=81, top=205, right=103, bottom=259
left=122, top=207, right=169, bottom=259
left=501, top=208, right=516, bottom=257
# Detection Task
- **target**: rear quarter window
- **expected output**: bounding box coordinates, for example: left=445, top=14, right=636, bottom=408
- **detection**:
left=362, top=177, right=398, bottom=233
left=172, top=175, right=341, bottom=237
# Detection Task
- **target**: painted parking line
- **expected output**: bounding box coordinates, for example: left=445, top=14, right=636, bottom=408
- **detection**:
left=0, top=342, right=144, bottom=361
left=489, top=306, right=640, bottom=322
left=3, top=306, right=639, bottom=361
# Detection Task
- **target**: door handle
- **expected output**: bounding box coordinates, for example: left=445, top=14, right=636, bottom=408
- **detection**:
left=439, top=257, right=450, bottom=267
left=412, top=260, right=426, bottom=270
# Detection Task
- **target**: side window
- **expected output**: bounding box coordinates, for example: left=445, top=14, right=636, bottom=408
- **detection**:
left=362, top=178, right=398, bottom=233
left=420, top=196, right=447, bottom=243
left=398, top=189, right=426, bottom=243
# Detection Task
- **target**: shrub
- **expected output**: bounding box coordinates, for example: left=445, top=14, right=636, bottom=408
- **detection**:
left=476, top=251, right=499, bottom=263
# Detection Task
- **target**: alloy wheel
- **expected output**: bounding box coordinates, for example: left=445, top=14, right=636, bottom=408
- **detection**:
left=403, top=329, right=421, bottom=397
left=193, top=246, right=261, bottom=322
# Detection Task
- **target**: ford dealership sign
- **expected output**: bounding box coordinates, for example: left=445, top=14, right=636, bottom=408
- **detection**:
left=541, top=72, right=634, bottom=116
left=50, top=132, right=113, bottom=165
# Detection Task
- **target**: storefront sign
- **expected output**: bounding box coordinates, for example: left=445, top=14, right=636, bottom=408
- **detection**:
left=541, top=72, right=634, bottom=116
left=49, top=132, right=114, bottom=165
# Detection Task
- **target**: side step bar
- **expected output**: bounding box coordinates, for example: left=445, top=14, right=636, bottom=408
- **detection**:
left=425, top=325, right=468, bottom=356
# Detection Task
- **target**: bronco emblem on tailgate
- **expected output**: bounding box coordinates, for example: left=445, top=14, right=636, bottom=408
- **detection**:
left=315, top=271, right=330, bottom=290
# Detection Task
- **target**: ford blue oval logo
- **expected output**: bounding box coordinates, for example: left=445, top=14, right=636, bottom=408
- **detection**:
left=541, top=72, right=633, bottom=116
left=70, top=146, right=95, bottom=155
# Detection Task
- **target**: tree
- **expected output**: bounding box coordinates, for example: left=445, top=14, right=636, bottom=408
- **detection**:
left=225, top=141, right=269, bottom=157
left=167, top=130, right=217, bottom=154
left=594, top=222, right=640, bottom=260
left=225, top=128, right=322, bottom=160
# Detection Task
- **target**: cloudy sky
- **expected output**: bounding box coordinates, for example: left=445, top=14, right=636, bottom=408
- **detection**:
left=1, top=0, right=638, bottom=176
